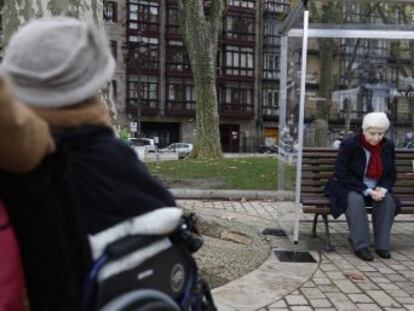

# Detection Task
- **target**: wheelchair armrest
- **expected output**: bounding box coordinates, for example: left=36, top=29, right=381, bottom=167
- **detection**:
left=105, top=235, right=160, bottom=259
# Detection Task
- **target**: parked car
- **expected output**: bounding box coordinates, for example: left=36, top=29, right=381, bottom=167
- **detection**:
left=127, top=138, right=157, bottom=153
left=162, top=143, right=193, bottom=158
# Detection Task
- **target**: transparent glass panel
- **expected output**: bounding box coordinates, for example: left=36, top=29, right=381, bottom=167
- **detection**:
left=277, top=0, right=414, bottom=244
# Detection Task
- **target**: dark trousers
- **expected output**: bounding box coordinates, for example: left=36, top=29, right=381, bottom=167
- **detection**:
left=345, top=191, right=395, bottom=251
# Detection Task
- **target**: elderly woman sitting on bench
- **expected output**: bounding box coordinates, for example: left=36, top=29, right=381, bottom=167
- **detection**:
left=325, top=112, right=399, bottom=261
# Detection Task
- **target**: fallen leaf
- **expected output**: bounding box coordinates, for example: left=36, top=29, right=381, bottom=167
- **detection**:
left=344, top=272, right=365, bottom=282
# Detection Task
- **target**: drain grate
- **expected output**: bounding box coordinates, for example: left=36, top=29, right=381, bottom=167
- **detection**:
left=262, top=228, right=287, bottom=237
left=274, top=250, right=316, bottom=263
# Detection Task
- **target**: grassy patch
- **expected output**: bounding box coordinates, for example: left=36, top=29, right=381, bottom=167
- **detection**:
left=146, top=157, right=295, bottom=190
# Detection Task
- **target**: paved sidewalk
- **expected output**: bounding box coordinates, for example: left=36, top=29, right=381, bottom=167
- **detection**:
left=178, top=199, right=414, bottom=311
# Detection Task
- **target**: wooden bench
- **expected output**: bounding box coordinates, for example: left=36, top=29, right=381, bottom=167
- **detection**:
left=301, top=147, right=414, bottom=251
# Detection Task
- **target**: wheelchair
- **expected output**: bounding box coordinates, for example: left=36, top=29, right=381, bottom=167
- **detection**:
left=81, top=208, right=216, bottom=311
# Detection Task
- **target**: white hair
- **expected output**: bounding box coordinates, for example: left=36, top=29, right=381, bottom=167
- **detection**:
left=362, top=112, right=390, bottom=131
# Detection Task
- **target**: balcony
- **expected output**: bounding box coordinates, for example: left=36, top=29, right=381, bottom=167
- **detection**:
left=264, top=0, right=289, bottom=16
left=262, top=105, right=279, bottom=121
left=219, top=103, right=253, bottom=119
left=165, top=101, right=196, bottom=117
left=263, top=70, right=279, bottom=80
left=141, top=100, right=159, bottom=115
left=263, top=35, right=280, bottom=47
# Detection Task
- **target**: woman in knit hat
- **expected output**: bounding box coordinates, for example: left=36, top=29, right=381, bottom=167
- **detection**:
left=0, top=17, right=176, bottom=311
left=325, top=112, right=398, bottom=261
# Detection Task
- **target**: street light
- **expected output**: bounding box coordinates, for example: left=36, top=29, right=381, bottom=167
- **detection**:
left=122, top=40, right=144, bottom=137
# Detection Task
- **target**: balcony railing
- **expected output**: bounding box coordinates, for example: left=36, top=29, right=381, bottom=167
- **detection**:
left=263, top=35, right=280, bottom=47
left=165, top=101, right=196, bottom=116
left=262, top=106, right=279, bottom=120
left=264, top=0, right=289, bottom=15
left=263, top=70, right=279, bottom=80
left=219, top=103, right=253, bottom=119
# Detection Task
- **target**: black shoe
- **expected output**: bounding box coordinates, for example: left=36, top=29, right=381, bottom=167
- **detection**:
left=376, top=249, right=391, bottom=259
left=354, top=248, right=374, bottom=261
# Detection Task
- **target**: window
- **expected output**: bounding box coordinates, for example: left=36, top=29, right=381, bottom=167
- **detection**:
left=103, top=1, right=117, bottom=22
left=167, top=7, right=179, bottom=33
left=166, top=41, right=191, bottom=72
left=127, top=37, right=159, bottom=70
left=262, top=88, right=279, bottom=117
left=167, top=79, right=195, bottom=111
left=128, top=75, right=158, bottom=109
left=129, top=0, right=159, bottom=33
left=224, top=46, right=254, bottom=76
left=227, top=0, right=255, bottom=9
left=224, top=14, right=255, bottom=41
left=264, top=0, right=289, bottom=14
left=218, top=83, right=254, bottom=115
left=263, top=52, right=279, bottom=79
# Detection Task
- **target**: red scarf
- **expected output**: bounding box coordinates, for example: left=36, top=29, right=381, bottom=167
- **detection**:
left=360, top=132, right=382, bottom=179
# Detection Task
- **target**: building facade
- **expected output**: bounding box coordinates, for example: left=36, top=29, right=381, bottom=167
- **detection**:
left=104, top=0, right=290, bottom=152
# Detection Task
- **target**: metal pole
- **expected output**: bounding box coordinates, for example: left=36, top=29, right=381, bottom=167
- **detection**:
left=293, top=7, right=309, bottom=244
left=277, top=35, right=288, bottom=191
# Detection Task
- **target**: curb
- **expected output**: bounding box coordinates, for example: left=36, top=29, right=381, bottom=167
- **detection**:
left=169, top=188, right=294, bottom=200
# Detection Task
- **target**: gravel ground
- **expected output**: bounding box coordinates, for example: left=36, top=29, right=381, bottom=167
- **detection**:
left=183, top=206, right=272, bottom=289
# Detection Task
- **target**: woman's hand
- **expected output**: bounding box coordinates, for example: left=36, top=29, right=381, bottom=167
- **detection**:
left=371, top=189, right=385, bottom=201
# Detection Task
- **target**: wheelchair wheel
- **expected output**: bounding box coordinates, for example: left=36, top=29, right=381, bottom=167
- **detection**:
left=99, top=289, right=180, bottom=311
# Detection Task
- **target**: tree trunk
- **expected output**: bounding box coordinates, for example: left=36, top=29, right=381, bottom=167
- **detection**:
left=177, top=0, right=223, bottom=159
left=1, top=0, right=118, bottom=125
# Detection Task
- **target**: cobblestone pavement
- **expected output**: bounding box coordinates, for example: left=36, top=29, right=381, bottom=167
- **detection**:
left=178, top=200, right=414, bottom=311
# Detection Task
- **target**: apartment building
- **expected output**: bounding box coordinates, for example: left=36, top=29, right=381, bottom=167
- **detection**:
left=104, top=0, right=288, bottom=152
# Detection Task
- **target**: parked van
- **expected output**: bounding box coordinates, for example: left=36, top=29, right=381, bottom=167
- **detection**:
left=128, top=138, right=157, bottom=153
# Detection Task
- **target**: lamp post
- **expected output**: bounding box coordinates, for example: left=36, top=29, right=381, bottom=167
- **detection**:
left=122, top=41, right=144, bottom=138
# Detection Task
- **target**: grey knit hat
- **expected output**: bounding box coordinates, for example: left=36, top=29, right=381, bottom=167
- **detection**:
left=0, top=17, right=115, bottom=108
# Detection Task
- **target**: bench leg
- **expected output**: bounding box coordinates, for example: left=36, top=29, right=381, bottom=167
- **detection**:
left=311, top=214, right=319, bottom=238
left=322, top=214, right=334, bottom=252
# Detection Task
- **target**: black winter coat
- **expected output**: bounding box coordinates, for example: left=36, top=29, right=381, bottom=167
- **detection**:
left=0, top=125, right=176, bottom=311
left=324, top=134, right=400, bottom=219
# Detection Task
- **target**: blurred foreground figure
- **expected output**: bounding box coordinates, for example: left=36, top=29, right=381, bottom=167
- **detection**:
left=0, top=17, right=175, bottom=311
left=0, top=78, right=54, bottom=310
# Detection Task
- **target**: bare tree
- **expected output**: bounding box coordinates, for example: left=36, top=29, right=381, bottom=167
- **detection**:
left=1, top=0, right=118, bottom=125
left=176, top=0, right=224, bottom=159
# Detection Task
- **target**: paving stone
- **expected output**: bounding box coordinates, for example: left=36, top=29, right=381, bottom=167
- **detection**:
left=290, top=307, right=313, bottom=311
left=300, top=287, right=326, bottom=299
left=320, top=264, right=338, bottom=272
left=285, top=294, right=308, bottom=306
left=268, top=300, right=287, bottom=308
left=386, top=290, right=411, bottom=298
left=267, top=308, right=288, bottom=311
left=313, top=278, right=332, bottom=285
left=405, top=305, right=414, bottom=311
left=302, top=281, right=316, bottom=288
left=355, top=303, right=383, bottom=311
left=399, top=297, right=414, bottom=304
left=325, top=271, right=347, bottom=280
left=348, top=293, right=373, bottom=303
left=366, top=290, right=400, bottom=308
left=332, top=279, right=361, bottom=294
left=369, top=276, right=391, bottom=283
left=357, top=281, right=380, bottom=291
left=327, top=292, right=357, bottom=311
left=309, top=298, right=332, bottom=308
left=384, top=308, right=406, bottom=311
left=358, top=265, right=378, bottom=272
left=378, top=283, right=401, bottom=291
left=318, top=285, right=341, bottom=293
left=386, top=274, right=407, bottom=282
